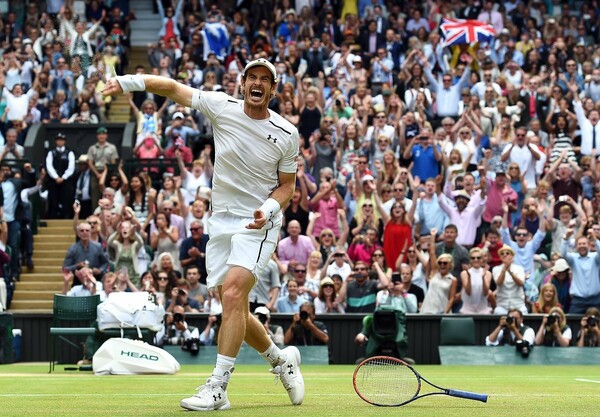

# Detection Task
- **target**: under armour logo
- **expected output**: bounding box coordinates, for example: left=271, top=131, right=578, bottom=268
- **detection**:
left=266, top=134, right=278, bottom=144
left=287, top=364, right=294, bottom=375
left=213, top=393, right=221, bottom=401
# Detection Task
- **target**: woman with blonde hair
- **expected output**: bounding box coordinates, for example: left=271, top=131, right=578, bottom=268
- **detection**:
left=306, top=250, right=323, bottom=281
left=107, top=220, right=145, bottom=287
left=377, top=149, right=400, bottom=188
left=532, top=283, right=561, bottom=314
left=421, top=228, right=458, bottom=314
left=535, top=306, right=571, bottom=347
left=460, top=248, right=492, bottom=314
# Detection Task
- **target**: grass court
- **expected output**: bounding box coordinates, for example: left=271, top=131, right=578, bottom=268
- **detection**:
left=1, top=363, right=598, bottom=416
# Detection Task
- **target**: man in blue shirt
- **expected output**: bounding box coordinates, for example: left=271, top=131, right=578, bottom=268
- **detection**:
left=403, top=127, right=442, bottom=183
left=561, top=229, right=600, bottom=314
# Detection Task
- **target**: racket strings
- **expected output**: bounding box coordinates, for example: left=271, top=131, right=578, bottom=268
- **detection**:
left=355, top=358, right=419, bottom=406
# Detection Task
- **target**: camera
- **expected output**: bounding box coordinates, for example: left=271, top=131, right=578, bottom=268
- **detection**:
left=547, top=313, right=559, bottom=326
left=183, top=338, right=200, bottom=356
left=173, top=313, right=184, bottom=323
left=178, top=289, right=187, bottom=296
left=506, top=316, right=515, bottom=326
left=257, top=313, right=268, bottom=324
left=300, top=310, right=309, bottom=321
left=515, top=340, right=531, bottom=358
left=391, top=272, right=402, bottom=283
left=336, top=98, right=342, bottom=107
left=587, top=315, right=597, bottom=327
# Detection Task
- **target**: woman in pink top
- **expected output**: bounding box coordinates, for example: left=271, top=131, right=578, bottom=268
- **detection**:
left=134, top=135, right=163, bottom=176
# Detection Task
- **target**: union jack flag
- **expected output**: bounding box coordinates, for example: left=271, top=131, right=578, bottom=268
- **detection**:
left=439, top=18, right=496, bottom=47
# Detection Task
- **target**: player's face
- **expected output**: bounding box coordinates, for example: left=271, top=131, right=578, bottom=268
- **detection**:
left=242, top=66, right=276, bottom=113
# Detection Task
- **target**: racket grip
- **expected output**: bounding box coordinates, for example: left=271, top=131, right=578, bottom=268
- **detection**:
left=448, top=389, right=488, bottom=403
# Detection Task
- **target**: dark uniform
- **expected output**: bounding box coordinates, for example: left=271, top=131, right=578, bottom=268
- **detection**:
left=46, top=133, right=75, bottom=218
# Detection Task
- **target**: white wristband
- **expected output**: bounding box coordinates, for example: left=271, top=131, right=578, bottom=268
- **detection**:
left=259, top=198, right=280, bottom=220
left=116, top=74, right=146, bottom=93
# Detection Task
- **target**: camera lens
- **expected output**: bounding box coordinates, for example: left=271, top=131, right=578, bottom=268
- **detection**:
left=173, top=313, right=183, bottom=322
left=300, top=311, right=309, bottom=321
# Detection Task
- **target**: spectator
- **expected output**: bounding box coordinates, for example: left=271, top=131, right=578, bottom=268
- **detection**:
left=492, top=244, right=527, bottom=315
left=403, top=129, right=442, bottom=182
left=73, top=155, right=93, bottom=218
left=61, top=265, right=103, bottom=298
left=166, top=280, right=201, bottom=313
left=398, top=263, right=425, bottom=310
left=535, top=306, right=571, bottom=347
left=254, top=306, right=284, bottom=347
left=322, top=248, right=353, bottom=282
left=314, top=277, right=344, bottom=314
left=501, top=126, right=541, bottom=193
left=276, top=279, right=303, bottom=313
left=483, top=169, right=518, bottom=230
left=87, top=127, right=119, bottom=209
left=377, top=194, right=415, bottom=269
left=0, top=129, right=24, bottom=161
left=184, top=265, right=208, bottom=307
left=577, top=307, right=600, bottom=347
left=338, top=261, right=389, bottom=313
left=460, top=247, right=492, bottom=314
left=377, top=272, right=418, bottom=313
left=277, top=220, right=316, bottom=270
left=542, top=258, right=571, bottom=313
left=249, top=257, right=281, bottom=313
left=561, top=228, right=600, bottom=314
left=500, top=201, right=546, bottom=276
left=179, top=220, right=209, bottom=279
left=150, top=211, right=181, bottom=272
left=107, top=220, right=145, bottom=287
left=284, top=301, right=329, bottom=346
left=422, top=228, right=458, bottom=314
left=532, top=282, right=562, bottom=314
left=45, top=132, right=75, bottom=219
left=63, top=222, right=109, bottom=284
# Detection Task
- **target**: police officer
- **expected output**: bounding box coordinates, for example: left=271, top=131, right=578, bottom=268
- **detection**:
left=45, top=132, right=76, bottom=218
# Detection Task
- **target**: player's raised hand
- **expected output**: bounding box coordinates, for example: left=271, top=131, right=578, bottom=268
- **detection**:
left=246, top=208, right=267, bottom=229
left=102, top=78, right=124, bottom=97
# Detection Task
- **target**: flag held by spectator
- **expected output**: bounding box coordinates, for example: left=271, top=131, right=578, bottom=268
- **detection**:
left=439, top=18, right=495, bottom=47
left=201, top=22, right=230, bottom=61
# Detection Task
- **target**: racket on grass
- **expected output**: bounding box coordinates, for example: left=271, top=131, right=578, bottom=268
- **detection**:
left=353, top=356, right=488, bottom=407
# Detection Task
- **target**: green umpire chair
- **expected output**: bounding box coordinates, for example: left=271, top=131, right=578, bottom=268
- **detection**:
left=439, top=317, right=476, bottom=346
left=49, top=294, right=100, bottom=372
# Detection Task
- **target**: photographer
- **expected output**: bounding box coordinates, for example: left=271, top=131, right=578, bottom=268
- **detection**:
left=535, top=307, right=572, bottom=347
left=254, top=306, right=284, bottom=347
left=486, top=309, right=535, bottom=356
left=577, top=307, right=600, bottom=347
left=156, top=306, right=200, bottom=354
left=284, top=302, right=329, bottom=346
left=165, top=281, right=201, bottom=313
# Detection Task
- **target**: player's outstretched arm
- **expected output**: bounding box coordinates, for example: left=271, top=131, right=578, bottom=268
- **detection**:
left=102, top=75, right=195, bottom=108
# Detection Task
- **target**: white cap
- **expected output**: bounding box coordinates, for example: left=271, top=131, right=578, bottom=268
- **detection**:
left=172, top=112, right=185, bottom=120
left=243, top=58, right=278, bottom=83
left=254, top=306, right=270, bottom=317
left=551, top=258, right=569, bottom=273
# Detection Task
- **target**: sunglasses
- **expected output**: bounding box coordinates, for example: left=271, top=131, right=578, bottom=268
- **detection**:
left=437, top=261, right=450, bottom=266
left=516, top=233, right=528, bottom=237
left=295, top=269, right=307, bottom=273
left=407, top=250, right=416, bottom=253
left=321, top=233, right=333, bottom=238
left=354, top=267, right=367, bottom=271
left=158, top=276, right=169, bottom=281
left=363, top=204, right=373, bottom=207
left=376, top=115, right=386, bottom=119
left=499, top=252, right=512, bottom=256
left=322, top=284, right=334, bottom=288
left=470, top=256, right=481, bottom=260
left=358, top=161, right=368, bottom=165
left=394, top=188, right=405, bottom=192
left=372, top=253, right=383, bottom=257
left=516, top=134, right=526, bottom=137
left=190, top=227, right=203, bottom=231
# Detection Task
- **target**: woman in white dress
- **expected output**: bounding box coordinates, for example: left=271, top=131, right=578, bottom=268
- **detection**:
left=460, top=247, right=492, bottom=314
left=421, top=228, right=457, bottom=314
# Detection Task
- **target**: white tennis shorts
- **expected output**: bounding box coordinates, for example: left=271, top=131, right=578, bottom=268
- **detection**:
left=205, top=211, right=282, bottom=290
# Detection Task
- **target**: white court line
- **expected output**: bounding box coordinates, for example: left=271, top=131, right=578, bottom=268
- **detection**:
left=0, top=393, right=355, bottom=398
left=575, top=378, right=600, bottom=384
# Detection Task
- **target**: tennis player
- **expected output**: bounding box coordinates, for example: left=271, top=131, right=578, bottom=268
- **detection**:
left=102, top=58, right=304, bottom=411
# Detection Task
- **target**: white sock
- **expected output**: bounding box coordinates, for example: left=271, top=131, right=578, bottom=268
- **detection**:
left=260, top=342, right=286, bottom=367
left=212, top=354, right=236, bottom=388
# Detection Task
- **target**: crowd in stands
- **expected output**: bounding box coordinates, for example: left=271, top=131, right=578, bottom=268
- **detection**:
left=1, top=0, right=600, bottom=346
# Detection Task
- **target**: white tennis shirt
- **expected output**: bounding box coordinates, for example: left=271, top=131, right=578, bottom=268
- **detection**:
left=191, top=90, right=299, bottom=217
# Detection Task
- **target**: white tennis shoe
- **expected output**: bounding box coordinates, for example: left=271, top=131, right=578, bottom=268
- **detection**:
left=180, top=378, right=230, bottom=411
left=270, top=346, right=305, bottom=405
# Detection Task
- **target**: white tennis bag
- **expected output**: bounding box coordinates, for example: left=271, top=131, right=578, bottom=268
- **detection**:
left=97, top=292, right=165, bottom=337
left=93, top=338, right=180, bottom=375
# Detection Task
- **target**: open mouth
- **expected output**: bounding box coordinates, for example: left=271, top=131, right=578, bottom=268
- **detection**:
left=250, top=88, right=264, bottom=99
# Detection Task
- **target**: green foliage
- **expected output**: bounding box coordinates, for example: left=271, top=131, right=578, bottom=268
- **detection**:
left=0, top=364, right=598, bottom=416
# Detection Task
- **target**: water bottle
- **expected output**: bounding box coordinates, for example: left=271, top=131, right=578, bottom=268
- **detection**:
left=12, top=329, right=21, bottom=362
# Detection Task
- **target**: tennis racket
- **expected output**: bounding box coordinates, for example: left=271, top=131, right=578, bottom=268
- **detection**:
left=353, top=356, right=488, bottom=407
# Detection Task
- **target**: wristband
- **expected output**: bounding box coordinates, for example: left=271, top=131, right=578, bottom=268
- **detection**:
left=116, top=74, right=146, bottom=93
left=259, top=198, right=280, bottom=220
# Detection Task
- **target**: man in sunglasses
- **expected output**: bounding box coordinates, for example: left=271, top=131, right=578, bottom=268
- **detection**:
left=179, top=221, right=209, bottom=281
left=338, top=261, right=390, bottom=313
left=500, top=125, right=541, bottom=193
